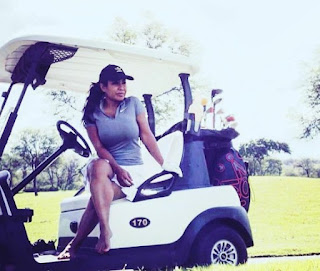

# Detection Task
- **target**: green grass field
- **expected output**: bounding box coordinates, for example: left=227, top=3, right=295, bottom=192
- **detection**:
left=14, top=176, right=320, bottom=264
left=248, top=176, right=320, bottom=256
left=186, top=258, right=320, bottom=271
left=15, top=190, right=75, bottom=243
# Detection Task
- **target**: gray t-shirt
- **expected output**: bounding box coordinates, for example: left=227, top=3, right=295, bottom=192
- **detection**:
left=84, top=96, right=145, bottom=166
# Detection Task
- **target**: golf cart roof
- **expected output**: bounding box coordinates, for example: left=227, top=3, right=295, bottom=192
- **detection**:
left=0, top=35, right=198, bottom=97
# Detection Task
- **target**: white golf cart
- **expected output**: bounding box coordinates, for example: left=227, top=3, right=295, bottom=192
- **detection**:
left=0, top=36, right=253, bottom=271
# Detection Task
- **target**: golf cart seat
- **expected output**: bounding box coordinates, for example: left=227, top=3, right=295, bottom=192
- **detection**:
left=0, top=170, right=12, bottom=216
left=0, top=170, right=33, bottom=221
left=135, top=131, right=184, bottom=201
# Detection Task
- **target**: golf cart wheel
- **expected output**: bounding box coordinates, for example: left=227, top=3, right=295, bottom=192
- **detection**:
left=191, top=225, right=247, bottom=266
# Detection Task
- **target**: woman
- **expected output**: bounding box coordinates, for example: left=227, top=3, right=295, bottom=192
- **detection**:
left=58, top=64, right=164, bottom=259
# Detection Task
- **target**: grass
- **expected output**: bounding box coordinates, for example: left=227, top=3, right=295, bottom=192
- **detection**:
left=14, top=176, right=320, bottom=260
left=185, top=258, right=320, bottom=271
left=247, top=176, right=320, bottom=256
left=15, top=190, right=75, bottom=243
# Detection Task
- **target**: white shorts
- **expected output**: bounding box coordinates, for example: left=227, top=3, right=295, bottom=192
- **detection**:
left=82, top=159, right=149, bottom=201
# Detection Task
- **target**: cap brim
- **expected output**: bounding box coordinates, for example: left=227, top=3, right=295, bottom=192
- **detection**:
left=100, top=73, right=134, bottom=82
left=125, top=75, right=134, bottom=80
left=111, top=74, right=134, bottom=81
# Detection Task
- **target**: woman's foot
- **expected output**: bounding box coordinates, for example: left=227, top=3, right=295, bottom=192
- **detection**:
left=57, top=242, right=77, bottom=260
left=95, top=228, right=113, bottom=254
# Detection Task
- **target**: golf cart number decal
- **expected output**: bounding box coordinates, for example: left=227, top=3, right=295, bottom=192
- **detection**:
left=130, top=217, right=150, bottom=228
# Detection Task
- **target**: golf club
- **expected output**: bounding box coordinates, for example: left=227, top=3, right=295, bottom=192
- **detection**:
left=201, top=98, right=208, bottom=128
left=212, top=97, right=222, bottom=129
left=211, top=88, right=223, bottom=98
left=211, top=89, right=223, bottom=129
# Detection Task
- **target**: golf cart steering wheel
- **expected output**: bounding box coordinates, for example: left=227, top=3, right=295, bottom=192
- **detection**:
left=57, top=120, right=91, bottom=158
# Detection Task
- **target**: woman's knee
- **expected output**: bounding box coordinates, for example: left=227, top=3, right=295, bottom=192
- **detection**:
left=87, top=158, right=113, bottom=180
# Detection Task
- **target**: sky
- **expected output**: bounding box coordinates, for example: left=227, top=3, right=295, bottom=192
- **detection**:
left=1, top=0, right=320, bottom=159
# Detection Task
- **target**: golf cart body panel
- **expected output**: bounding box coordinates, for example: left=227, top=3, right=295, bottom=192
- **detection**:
left=0, top=35, right=253, bottom=270
left=56, top=206, right=252, bottom=270
left=59, top=186, right=242, bottom=249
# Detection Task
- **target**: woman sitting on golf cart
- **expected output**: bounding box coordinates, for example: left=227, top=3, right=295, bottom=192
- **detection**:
left=58, top=64, right=165, bottom=259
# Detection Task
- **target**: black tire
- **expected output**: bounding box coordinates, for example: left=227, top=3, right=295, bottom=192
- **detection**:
left=190, top=225, right=248, bottom=266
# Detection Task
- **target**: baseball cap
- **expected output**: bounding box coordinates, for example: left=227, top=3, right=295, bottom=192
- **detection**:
left=99, top=64, right=134, bottom=83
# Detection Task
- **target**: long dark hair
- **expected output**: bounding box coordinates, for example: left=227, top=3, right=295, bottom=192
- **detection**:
left=82, top=82, right=104, bottom=124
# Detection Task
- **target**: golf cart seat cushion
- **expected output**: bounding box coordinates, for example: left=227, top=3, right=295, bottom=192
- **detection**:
left=120, top=131, right=183, bottom=201
left=141, top=131, right=183, bottom=177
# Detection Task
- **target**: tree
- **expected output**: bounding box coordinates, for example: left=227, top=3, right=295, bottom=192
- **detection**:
left=58, top=157, right=83, bottom=190
left=296, top=158, right=315, bottom=177
left=141, top=21, right=168, bottom=49
left=239, top=139, right=290, bottom=175
left=50, top=90, right=82, bottom=120
left=281, top=158, right=320, bottom=177
left=42, top=155, right=83, bottom=190
left=109, top=17, right=138, bottom=45
left=43, top=158, right=62, bottom=190
left=300, top=63, right=320, bottom=138
left=12, top=129, right=59, bottom=195
left=109, top=17, right=193, bottom=56
left=262, top=158, right=282, bottom=176
left=3, top=128, right=86, bottom=191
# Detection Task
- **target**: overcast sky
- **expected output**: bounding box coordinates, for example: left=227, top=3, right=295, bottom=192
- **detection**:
left=1, top=0, right=320, bottom=159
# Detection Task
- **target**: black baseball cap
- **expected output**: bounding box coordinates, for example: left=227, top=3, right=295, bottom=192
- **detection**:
left=99, top=64, right=134, bottom=83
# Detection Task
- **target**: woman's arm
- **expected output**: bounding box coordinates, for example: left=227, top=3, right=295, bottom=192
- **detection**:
left=136, top=113, right=164, bottom=166
left=86, top=125, right=133, bottom=186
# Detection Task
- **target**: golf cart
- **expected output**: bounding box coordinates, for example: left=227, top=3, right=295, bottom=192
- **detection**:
left=0, top=36, right=253, bottom=271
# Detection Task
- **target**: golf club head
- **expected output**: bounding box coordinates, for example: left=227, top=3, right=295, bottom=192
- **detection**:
left=229, top=121, right=238, bottom=129
left=206, top=107, right=214, bottom=113
left=216, top=108, right=224, bottom=115
left=201, top=98, right=208, bottom=106
left=213, top=97, right=222, bottom=106
left=225, top=115, right=235, bottom=122
left=211, top=89, right=223, bottom=98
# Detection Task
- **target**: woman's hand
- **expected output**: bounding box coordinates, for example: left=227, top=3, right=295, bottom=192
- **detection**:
left=114, top=166, right=134, bottom=187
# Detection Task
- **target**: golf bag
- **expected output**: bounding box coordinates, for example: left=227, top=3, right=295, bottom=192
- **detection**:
left=202, top=128, right=251, bottom=211
left=171, top=127, right=250, bottom=212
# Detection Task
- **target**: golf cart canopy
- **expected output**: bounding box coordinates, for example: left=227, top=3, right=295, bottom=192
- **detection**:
left=0, top=35, right=198, bottom=158
left=0, top=35, right=198, bottom=96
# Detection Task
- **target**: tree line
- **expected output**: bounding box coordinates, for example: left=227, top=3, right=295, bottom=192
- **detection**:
left=238, top=138, right=320, bottom=177
left=1, top=14, right=320, bottom=193
left=0, top=129, right=85, bottom=193
left=1, top=128, right=319, bottom=195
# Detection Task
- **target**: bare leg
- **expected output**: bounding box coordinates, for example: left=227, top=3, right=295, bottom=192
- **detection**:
left=58, top=159, right=124, bottom=259
left=89, top=159, right=124, bottom=254
left=58, top=198, right=98, bottom=259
